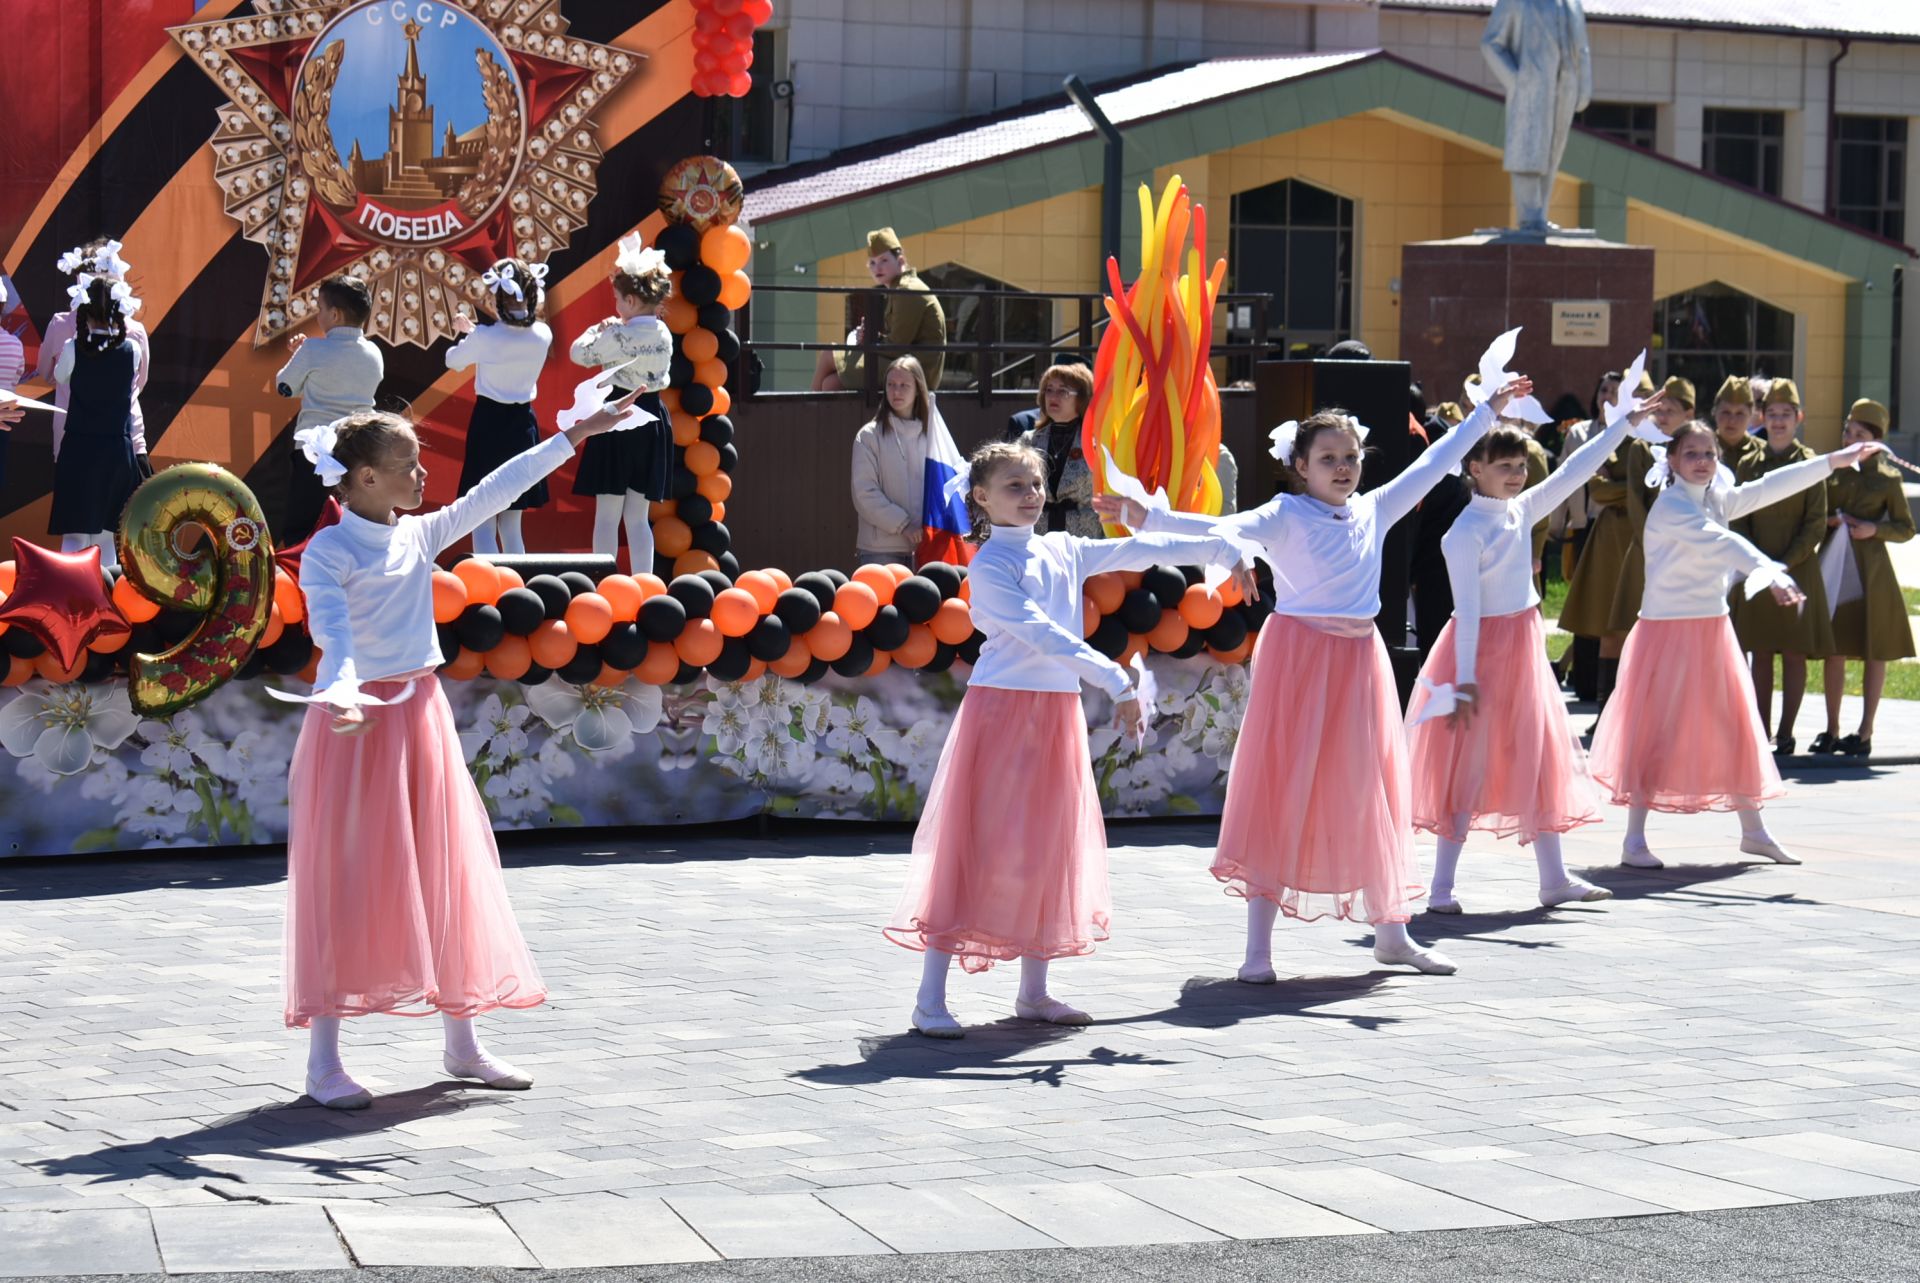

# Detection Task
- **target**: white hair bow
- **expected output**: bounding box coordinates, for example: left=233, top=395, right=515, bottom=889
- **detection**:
left=1643, top=445, right=1734, bottom=493
left=65, top=273, right=96, bottom=307
left=55, top=245, right=86, bottom=275
left=525, top=262, right=549, bottom=284
left=615, top=232, right=666, bottom=279
left=1270, top=416, right=1369, bottom=467
left=480, top=262, right=525, bottom=301
left=293, top=418, right=350, bottom=486
left=94, top=241, right=131, bottom=278
left=66, top=273, right=141, bottom=317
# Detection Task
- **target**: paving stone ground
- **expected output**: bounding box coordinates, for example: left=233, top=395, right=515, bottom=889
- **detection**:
left=3, top=759, right=1920, bottom=1274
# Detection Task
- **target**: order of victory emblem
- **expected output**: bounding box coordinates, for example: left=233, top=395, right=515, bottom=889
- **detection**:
left=169, top=0, right=638, bottom=348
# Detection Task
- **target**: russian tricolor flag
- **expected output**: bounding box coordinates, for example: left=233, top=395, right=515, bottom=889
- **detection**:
left=915, top=395, right=975, bottom=567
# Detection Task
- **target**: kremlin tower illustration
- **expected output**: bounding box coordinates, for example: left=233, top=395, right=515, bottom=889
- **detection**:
left=344, top=19, right=487, bottom=209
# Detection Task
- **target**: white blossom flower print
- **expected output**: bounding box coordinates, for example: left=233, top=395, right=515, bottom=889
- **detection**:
left=136, top=712, right=223, bottom=776
left=825, top=695, right=880, bottom=757
left=524, top=678, right=663, bottom=753
left=701, top=692, right=758, bottom=755
left=0, top=680, right=140, bottom=777
left=460, top=693, right=531, bottom=763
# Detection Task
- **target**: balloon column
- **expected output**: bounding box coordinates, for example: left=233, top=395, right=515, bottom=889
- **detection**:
left=690, top=0, right=776, bottom=99
left=651, top=156, right=751, bottom=583
left=1084, top=175, right=1229, bottom=526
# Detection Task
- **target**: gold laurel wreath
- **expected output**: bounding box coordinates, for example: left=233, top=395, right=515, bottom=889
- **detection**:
left=459, top=49, right=521, bottom=221
left=293, top=41, right=356, bottom=209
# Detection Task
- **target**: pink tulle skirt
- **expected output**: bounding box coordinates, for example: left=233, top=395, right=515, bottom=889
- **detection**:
left=1212, top=613, right=1423, bottom=924
left=1589, top=616, right=1786, bottom=814
left=1406, top=608, right=1604, bottom=843
left=884, top=687, right=1109, bottom=972
left=283, top=674, right=547, bottom=1028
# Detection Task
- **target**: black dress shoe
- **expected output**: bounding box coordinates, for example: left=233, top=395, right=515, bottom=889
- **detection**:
left=1773, top=735, right=1795, bottom=757
left=1807, top=732, right=1839, bottom=755
left=1836, top=733, right=1872, bottom=758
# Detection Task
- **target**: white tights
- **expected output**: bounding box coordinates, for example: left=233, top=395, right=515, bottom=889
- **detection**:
left=61, top=531, right=118, bottom=570
left=915, top=950, right=1058, bottom=1014
left=470, top=510, right=525, bottom=555
left=1242, top=897, right=1437, bottom=968
left=306, top=1012, right=506, bottom=1081
left=1430, top=819, right=1573, bottom=901
left=1624, top=803, right=1770, bottom=849
left=591, top=491, right=653, bottom=568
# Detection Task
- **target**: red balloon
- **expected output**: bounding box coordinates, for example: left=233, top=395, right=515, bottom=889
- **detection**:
left=695, top=7, right=724, bottom=31
left=694, top=48, right=721, bottom=72
left=0, top=538, right=130, bottom=671
left=719, top=48, right=751, bottom=73
left=744, top=0, right=774, bottom=22
left=727, top=71, right=752, bottom=97
left=725, top=11, right=754, bottom=39
left=713, top=0, right=744, bottom=13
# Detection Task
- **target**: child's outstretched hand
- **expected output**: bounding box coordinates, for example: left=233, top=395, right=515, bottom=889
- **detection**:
left=1113, top=694, right=1145, bottom=740
left=1625, top=391, right=1668, bottom=425
left=1485, top=375, right=1533, bottom=418
left=1769, top=580, right=1806, bottom=608
left=1445, top=682, right=1477, bottom=731
left=1227, top=558, right=1261, bottom=604
left=1829, top=440, right=1888, bottom=471
left=330, top=706, right=373, bottom=737
left=1091, top=494, right=1147, bottom=527
left=562, top=388, right=644, bottom=444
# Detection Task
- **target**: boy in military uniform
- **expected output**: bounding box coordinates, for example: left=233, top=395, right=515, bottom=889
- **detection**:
left=813, top=228, right=947, bottom=392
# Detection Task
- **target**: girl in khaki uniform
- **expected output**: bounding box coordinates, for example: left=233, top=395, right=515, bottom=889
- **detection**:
left=1811, top=398, right=1915, bottom=758
left=1731, top=380, right=1833, bottom=755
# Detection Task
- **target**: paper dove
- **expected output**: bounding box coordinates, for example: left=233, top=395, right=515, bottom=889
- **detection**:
left=0, top=389, right=60, bottom=413
left=556, top=359, right=658, bottom=433
left=266, top=677, right=419, bottom=710
left=1125, top=652, right=1158, bottom=750
left=1100, top=446, right=1261, bottom=590
left=1409, top=678, right=1467, bottom=727
left=1464, top=326, right=1551, bottom=425
left=1603, top=350, right=1649, bottom=428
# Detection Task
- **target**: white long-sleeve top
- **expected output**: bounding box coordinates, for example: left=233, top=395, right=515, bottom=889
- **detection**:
left=276, top=326, right=383, bottom=433
left=446, top=320, right=553, bottom=404
left=1141, top=400, right=1496, bottom=618
left=967, top=524, right=1246, bottom=700
left=570, top=315, right=672, bottom=393
left=1640, top=454, right=1832, bottom=621
left=300, top=432, right=577, bottom=700
left=1442, top=414, right=1630, bottom=683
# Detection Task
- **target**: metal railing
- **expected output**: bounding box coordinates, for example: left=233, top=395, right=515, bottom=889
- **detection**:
left=740, top=284, right=1274, bottom=405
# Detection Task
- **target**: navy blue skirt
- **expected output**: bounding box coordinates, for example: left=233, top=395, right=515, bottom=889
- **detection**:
left=571, top=391, right=671, bottom=500
left=457, top=396, right=548, bottom=510
left=49, top=424, right=139, bottom=535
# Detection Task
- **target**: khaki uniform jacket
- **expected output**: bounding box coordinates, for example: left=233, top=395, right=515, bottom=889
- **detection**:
left=837, top=271, right=947, bottom=390
left=1731, top=440, right=1835, bottom=655
left=1557, top=441, right=1633, bottom=637
left=1823, top=458, right=1916, bottom=660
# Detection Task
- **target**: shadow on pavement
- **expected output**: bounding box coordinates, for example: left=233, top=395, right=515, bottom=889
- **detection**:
left=793, top=1021, right=1168, bottom=1089
left=1109, top=972, right=1404, bottom=1032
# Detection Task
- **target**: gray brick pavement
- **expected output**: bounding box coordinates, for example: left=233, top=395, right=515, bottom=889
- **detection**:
left=2, top=764, right=1920, bottom=1270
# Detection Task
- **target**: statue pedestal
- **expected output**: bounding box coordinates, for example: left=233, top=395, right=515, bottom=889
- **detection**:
left=1399, top=233, right=1655, bottom=416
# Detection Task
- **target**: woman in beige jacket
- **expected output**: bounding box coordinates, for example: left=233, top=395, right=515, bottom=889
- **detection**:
left=850, top=356, right=932, bottom=566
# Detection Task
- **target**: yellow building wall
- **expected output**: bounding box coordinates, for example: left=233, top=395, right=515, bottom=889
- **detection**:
left=1625, top=203, right=1851, bottom=449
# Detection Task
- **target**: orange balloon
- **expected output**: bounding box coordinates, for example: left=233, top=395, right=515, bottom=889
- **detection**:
left=892, top=624, right=937, bottom=668
left=273, top=570, right=306, bottom=625
left=833, top=581, right=879, bottom=629
left=35, top=651, right=85, bottom=683
left=701, top=224, right=752, bottom=274
left=661, top=286, right=697, bottom=334
left=300, top=649, right=322, bottom=685
left=431, top=569, right=468, bottom=623
left=90, top=624, right=131, bottom=654
left=866, top=649, right=891, bottom=676
left=655, top=517, right=693, bottom=558
left=695, top=357, right=728, bottom=389
left=111, top=573, right=161, bottom=624
left=443, top=646, right=486, bottom=680
left=659, top=388, right=682, bottom=414
left=744, top=657, right=768, bottom=683
left=0, top=561, right=14, bottom=593
left=933, top=597, right=975, bottom=645
left=1217, top=575, right=1244, bottom=608
left=3, top=655, right=33, bottom=687
left=1147, top=612, right=1189, bottom=653
left=681, top=327, right=718, bottom=363
left=885, top=563, right=913, bottom=584
left=807, top=610, right=853, bottom=661
left=696, top=471, right=732, bottom=503
left=709, top=384, right=731, bottom=417
left=594, top=662, right=629, bottom=688
left=635, top=639, right=681, bottom=683
left=769, top=634, right=812, bottom=677
left=718, top=269, right=751, bottom=310
left=1178, top=583, right=1224, bottom=629
left=711, top=587, right=760, bottom=637
left=633, top=572, right=668, bottom=600
left=673, top=550, right=720, bottom=577
left=674, top=617, right=724, bottom=666
left=764, top=567, right=793, bottom=593
left=1084, top=573, right=1124, bottom=615
left=735, top=570, right=780, bottom=613
left=653, top=499, right=678, bottom=518
left=494, top=564, right=524, bottom=591
left=1082, top=595, right=1099, bottom=637
left=258, top=610, right=286, bottom=650
left=1118, top=634, right=1147, bottom=668
left=453, top=558, right=501, bottom=605
left=1119, top=570, right=1145, bottom=591
left=709, top=501, right=727, bottom=524
left=597, top=574, right=644, bottom=621
left=851, top=564, right=896, bottom=603
left=1210, top=638, right=1253, bottom=664
left=485, top=635, right=533, bottom=680
left=565, top=592, right=614, bottom=644
left=671, top=411, right=702, bottom=446
left=685, top=441, right=720, bottom=475
left=529, top=619, right=578, bottom=669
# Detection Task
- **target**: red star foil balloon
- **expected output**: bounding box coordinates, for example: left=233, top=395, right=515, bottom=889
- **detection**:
left=0, top=539, right=131, bottom=671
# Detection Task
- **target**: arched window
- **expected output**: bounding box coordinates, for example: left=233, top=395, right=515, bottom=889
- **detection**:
left=1229, top=178, right=1354, bottom=360
left=1655, top=282, right=1794, bottom=395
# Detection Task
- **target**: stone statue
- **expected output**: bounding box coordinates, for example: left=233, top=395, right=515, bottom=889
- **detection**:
left=1481, top=0, right=1592, bottom=234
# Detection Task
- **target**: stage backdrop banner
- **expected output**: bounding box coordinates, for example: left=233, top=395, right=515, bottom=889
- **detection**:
left=0, top=653, right=1248, bottom=858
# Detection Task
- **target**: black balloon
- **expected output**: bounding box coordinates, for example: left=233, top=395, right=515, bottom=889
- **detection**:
left=670, top=465, right=700, bottom=499
left=829, top=634, right=875, bottom=677
left=435, top=622, right=461, bottom=659
left=821, top=567, right=850, bottom=588
left=1205, top=610, right=1248, bottom=651
left=236, top=649, right=267, bottom=683
left=794, top=572, right=837, bottom=612
left=924, top=642, right=958, bottom=673
left=865, top=604, right=910, bottom=651
left=696, top=302, right=732, bottom=334
left=601, top=621, right=648, bottom=668
left=156, top=608, right=199, bottom=646
left=525, top=575, right=572, bottom=619
left=799, top=656, right=830, bottom=684
left=717, top=551, right=741, bottom=580
left=558, top=643, right=604, bottom=685
left=1118, top=587, right=1162, bottom=635
left=677, top=494, right=713, bottom=527
left=667, top=574, right=715, bottom=618
left=1142, top=565, right=1187, bottom=610
left=1170, top=631, right=1208, bottom=660
left=81, top=651, right=119, bottom=684
left=708, top=636, right=753, bottom=681
left=669, top=353, right=695, bottom=388
left=746, top=615, right=790, bottom=662
left=673, top=661, right=702, bottom=686
left=697, top=569, right=734, bottom=598
left=560, top=571, right=598, bottom=599
left=690, top=521, right=731, bottom=557
left=3, top=627, right=45, bottom=659
left=521, top=662, right=553, bottom=687
left=1179, top=564, right=1206, bottom=586
left=698, top=414, right=734, bottom=447
left=773, top=587, right=822, bottom=633
left=1089, top=615, right=1128, bottom=658
left=680, top=265, right=722, bottom=307
left=713, top=327, right=740, bottom=363
left=456, top=603, right=506, bottom=652
left=496, top=587, right=546, bottom=636
left=958, top=631, right=984, bottom=665
left=261, top=632, right=313, bottom=675
left=918, top=562, right=962, bottom=599
left=656, top=222, right=700, bottom=270
left=717, top=442, right=738, bottom=472
left=892, top=576, right=940, bottom=624
left=679, top=383, right=714, bottom=418
left=640, top=593, right=690, bottom=640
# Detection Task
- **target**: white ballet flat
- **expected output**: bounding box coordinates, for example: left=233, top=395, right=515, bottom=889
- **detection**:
left=1540, top=878, right=1614, bottom=907
left=911, top=1005, right=965, bottom=1038
left=1427, top=896, right=1463, bottom=915
left=305, top=1069, right=372, bottom=1111
left=1620, top=844, right=1664, bottom=869
left=1740, top=835, right=1802, bottom=865
left=1373, top=941, right=1458, bottom=975
left=1236, top=961, right=1278, bottom=985
left=1014, top=996, right=1091, bottom=1025
left=442, top=1053, right=534, bottom=1090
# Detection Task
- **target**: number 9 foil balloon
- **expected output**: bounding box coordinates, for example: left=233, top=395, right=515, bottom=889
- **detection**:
left=116, top=465, right=274, bottom=716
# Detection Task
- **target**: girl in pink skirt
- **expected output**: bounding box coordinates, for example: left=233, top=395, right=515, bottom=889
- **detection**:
left=1097, top=377, right=1535, bottom=981
left=885, top=441, right=1256, bottom=1038
left=1590, top=419, right=1887, bottom=868
left=1406, top=377, right=1668, bottom=912
left=282, top=391, right=639, bottom=1109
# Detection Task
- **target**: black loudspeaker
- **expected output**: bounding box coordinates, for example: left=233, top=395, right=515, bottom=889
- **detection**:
left=468, top=554, right=620, bottom=582
left=1255, top=358, right=1417, bottom=644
